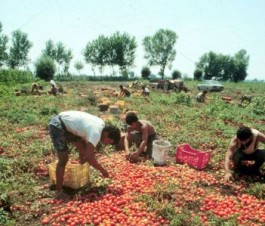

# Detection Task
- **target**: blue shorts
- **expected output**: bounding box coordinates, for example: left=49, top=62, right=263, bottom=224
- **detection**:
left=49, top=115, right=81, bottom=152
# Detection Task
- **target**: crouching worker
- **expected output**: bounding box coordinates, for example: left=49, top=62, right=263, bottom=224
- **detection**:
left=49, top=111, right=120, bottom=199
left=124, top=111, right=158, bottom=162
left=50, top=84, right=59, bottom=96
left=31, top=83, right=43, bottom=95
left=196, top=90, right=207, bottom=103
left=224, top=126, right=265, bottom=182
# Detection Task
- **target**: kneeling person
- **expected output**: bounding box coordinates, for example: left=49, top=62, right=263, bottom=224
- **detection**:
left=224, top=126, right=265, bottom=182
left=124, top=111, right=158, bottom=162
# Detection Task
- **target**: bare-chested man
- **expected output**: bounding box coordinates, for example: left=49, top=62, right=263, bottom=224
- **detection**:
left=124, top=111, right=158, bottom=162
left=224, top=126, right=265, bottom=182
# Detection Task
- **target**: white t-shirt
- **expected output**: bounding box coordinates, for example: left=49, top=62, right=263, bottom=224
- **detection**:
left=50, top=80, right=57, bottom=87
left=59, top=111, right=105, bottom=147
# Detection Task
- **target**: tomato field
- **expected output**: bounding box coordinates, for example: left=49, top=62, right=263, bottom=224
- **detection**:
left=1, top=80, right=265, bottom=226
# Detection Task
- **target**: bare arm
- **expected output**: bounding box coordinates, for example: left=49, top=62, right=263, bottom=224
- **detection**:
left=131, top=126, right=148, bottom=160
left=257, top=132, right=265, bottom=143
left=82, top=142, right=109, bottom=178
left=124, top=128, right=132, bottom=155
left=224, top=138, right=237, bottom=181
left=136, top=128, right=148, bottom=155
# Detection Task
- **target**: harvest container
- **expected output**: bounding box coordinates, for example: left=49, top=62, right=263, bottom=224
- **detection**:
left=176, top=143, right=211, bottom=169
left=115, top=100, right=125, bottom=108
left=48, top=161, right=90, bottom=189
left=152, top=140, right=171, bottom=166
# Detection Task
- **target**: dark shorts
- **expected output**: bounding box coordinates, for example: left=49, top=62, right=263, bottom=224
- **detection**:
left=49, top=115, right=81, bottom=152
left=232, top=149, right=265, bottom=172
left=129, top=132, right=158, bottom=156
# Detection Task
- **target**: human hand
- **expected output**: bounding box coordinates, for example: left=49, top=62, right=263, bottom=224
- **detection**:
left=224, top=172, right=234, bottom=182
left=125, top=153, right=131, bottom=161
left=129, top=152, right=140, bottom=163
left=79, top=157, right=86, bottom=165
left=100, top=169, right=110, bottom=178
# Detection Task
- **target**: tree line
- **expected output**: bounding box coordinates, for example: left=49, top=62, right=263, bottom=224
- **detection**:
left=0, top=21, right=249, bottom=82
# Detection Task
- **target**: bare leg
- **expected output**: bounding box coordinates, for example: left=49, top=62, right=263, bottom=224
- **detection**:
left=56, top=151, right=69, bottom=194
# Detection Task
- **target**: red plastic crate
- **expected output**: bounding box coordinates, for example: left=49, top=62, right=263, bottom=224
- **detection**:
left=176, top=143, right=211, bottom=169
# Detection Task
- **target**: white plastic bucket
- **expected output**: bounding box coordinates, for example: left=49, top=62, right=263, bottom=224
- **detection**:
left=152, top=140, right=171, bottom=165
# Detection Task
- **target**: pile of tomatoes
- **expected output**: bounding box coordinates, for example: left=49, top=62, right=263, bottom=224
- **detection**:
left=40, top=152, right=265, bottom=225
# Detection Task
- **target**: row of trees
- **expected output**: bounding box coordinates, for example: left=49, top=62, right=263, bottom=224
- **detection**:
left=0, top=23, right=32, bottom=69
left=194, top=50, right=249, bottom=82
left=0, top=20, right=250, bottom=82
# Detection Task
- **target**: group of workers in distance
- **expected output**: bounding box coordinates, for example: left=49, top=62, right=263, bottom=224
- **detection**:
left=119, top=84, right=150, bottom=97
left=31, top=80, right=59, bottom=96
left=47, top=81, right=265, bottom=200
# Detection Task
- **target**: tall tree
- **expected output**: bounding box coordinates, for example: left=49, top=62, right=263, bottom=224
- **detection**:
left=109, top=32, right=137, bottom=75
left=41, top=40, right=72, bottom=75
left=231, top=49, right=249, bottom=82
left=83, top=35, right=109, bottom=75
left=35, top=55, right=56, bottom=81
left=74, top=60, right=84, bottom=75
left=42, top=40, right=56, bottom=59
left=195, top=49, right=249, bottom=82
left=0, top=22, right=8, bottom=67
left=143, top=29, right=178, bottom=79
left=141, top=66, right=151, bottom=79
left=8, top=30, right=32, bottom=69
left=172, top=69, right=182, bottom=79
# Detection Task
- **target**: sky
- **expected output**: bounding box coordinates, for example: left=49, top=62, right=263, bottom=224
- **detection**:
left=1, top=0, right=265, bottom=80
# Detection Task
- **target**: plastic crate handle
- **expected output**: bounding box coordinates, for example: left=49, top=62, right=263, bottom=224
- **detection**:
left=177, top=148, right=197, bottom=156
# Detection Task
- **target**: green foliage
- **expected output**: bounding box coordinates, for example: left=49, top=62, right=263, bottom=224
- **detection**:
left=170, top=213, right=203, bottom=226
left=7, top=30, right=32, bottom=69
left=207, top=215, right=238, bottom=226
left=143, top=29, right=178, bottom=79
left=172, top=69, right=182, bottom=79
left=35, top=56, right=56, bottom=81
left=39, top=106, right=58, bottom=116
left=152, top=92, right=191, bottom=106
left=6, top=108, right=38, bottom=125
left=141, top=66, right=151, bottom=79
left=251, top=96, right=265, bottom=116
left=0, top=22, right=8, bottom=67
left=246, top=183, right=265, bottom=199
left=74, top=60, right=84, bottom=74
left=0, top=69, right=34, bottom=84
left=41, top=40, right=73, bottom=75
left=86, top=91, right=97, bottom=106
left=84, top=32, right=137, bottom=75
left=172, top=92, right=191, bottom=105
left=195, top=49, right=249, bottom=82
left=193, top=68, right=203, bottom=80
left=0, top=208, right=16, bottom=226
left=0, top=84, right=13, bottom=97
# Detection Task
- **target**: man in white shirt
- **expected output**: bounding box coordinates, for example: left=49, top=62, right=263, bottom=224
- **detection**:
left=50, top=80, right=57, bottom=87
left=49, top=111, right=120, bottom=199
left=224, top=126, right=265, bottom=182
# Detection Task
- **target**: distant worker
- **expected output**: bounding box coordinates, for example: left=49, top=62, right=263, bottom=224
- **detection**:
left=141, top=85, right=150, bottom=96
left=50, top=79, right=57, bottom=87
left=50, top=84, right=59, bottom=96
left=240, top=95, right=252, bottom=105
left=196, top=90, right=208, bottom=103
left=31, top=83, right=43, bottom=95
left=119, top=85, right=131, bottom=97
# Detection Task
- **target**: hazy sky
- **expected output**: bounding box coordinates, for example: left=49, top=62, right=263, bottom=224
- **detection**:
left=1, top=0, right=265, bottom=79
